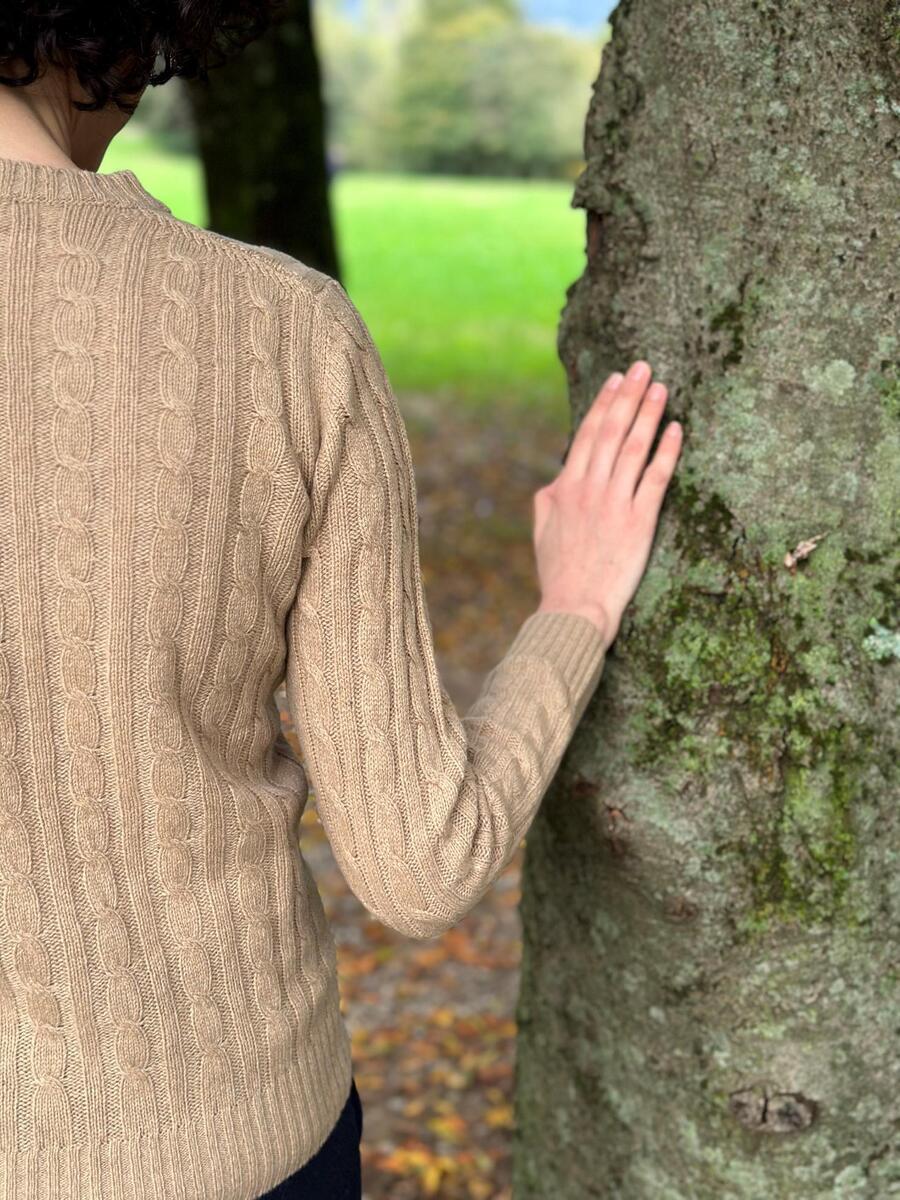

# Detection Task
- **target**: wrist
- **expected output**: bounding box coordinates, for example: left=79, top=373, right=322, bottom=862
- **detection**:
left=535, top=601, right=615, bottom=651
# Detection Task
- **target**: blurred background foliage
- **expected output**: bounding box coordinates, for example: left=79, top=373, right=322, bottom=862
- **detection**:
left=318, top=0, right=605, bottom=177
left=109, top=0, right=613, bottom=418
left=133, top=0, right=610, bottom=179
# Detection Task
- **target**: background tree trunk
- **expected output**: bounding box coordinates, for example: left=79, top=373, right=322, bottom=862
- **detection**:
left=184, top=0, right=340, bottom=278
left=513, top=1, right=899, bottom=1195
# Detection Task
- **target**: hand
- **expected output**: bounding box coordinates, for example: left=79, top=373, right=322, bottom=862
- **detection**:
left=532, top=360, right=683, bottom=651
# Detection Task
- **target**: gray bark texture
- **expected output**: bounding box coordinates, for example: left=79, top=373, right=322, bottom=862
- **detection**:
left=512, top=1, right=899, bottom=1196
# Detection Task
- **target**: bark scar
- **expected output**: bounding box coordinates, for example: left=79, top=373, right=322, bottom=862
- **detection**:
left=728, top=1085, right=818, bottom=1133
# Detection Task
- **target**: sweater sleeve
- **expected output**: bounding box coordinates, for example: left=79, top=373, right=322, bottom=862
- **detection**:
left=282, top=279, right=607, bottom=939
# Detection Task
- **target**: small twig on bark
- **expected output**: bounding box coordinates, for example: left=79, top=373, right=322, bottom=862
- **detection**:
left=784, top=532, right=828, bottom=573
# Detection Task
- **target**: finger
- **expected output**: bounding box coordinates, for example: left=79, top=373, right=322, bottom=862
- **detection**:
left=633, top=420, right=683, bottom=516
left=608, top=381, right=669, bottom=501
left=560, top=371, right=625, bottom=480
left=585, top=360, right=654, bottom=488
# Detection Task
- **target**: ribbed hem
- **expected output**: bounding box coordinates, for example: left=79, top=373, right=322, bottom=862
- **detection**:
left=506, top=609, right=608, bottom=716
left=0, top=154, right=171, bottom=215
left=0, top=999, right=354, bottom=1200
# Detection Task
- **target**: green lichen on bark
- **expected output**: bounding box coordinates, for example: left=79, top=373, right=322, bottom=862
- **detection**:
left=622, top=606, right=872, bottom=930
left=882, top=0, right=900, bottom=46
left=705, top=273, right=766, bottom=369
left=876, top=364, right=900, bottom=419
left=862, top=618, right=900, bottom=659
left=740, top=724, right=868, bottom=931
left=621, top=478, right=888, bottom=931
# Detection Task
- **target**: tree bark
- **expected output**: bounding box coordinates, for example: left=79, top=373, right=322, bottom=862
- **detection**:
left=513, top=1, right=899, bottom=1195
left=183, top=0, right=340, bottom=279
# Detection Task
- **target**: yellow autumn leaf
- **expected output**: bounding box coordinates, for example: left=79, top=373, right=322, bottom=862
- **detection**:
left=427, top=1112, right=468, bottom=1141
left=422, top=1162, right=443, bottom=1194
left=485, top=1103, right=514, bottom=1129
left=468, top=1181, right=493, bottom=1200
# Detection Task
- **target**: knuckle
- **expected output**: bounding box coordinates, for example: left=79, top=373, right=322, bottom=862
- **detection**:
left=643, top=465, right=668, bottom=489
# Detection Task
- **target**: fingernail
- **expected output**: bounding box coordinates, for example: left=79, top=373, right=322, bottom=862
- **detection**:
left=608, top=372, right=624, bottom=387
left=628, top=361, right=651, bottom=383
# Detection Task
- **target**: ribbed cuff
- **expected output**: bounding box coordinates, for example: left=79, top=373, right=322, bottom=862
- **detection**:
left=506, top=609, right=607, bottom=715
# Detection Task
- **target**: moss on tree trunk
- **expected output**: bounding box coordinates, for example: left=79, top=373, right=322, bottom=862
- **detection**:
left=513, top=1, right=899, bottom=1195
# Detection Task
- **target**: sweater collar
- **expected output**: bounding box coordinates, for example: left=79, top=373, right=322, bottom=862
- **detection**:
left=0, top=154, right=172, bottom=215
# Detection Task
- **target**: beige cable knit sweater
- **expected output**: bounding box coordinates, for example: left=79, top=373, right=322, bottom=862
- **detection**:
left=0, top=155, right=607, bottom=1199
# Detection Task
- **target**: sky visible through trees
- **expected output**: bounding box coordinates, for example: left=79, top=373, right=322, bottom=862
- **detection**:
left=336, top=0, right=619, bottom=34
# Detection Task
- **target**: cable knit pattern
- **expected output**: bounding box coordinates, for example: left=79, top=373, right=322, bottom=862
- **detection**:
left=0, top=155, right=607, bottom=1199
left=225, top=266, right=290, bottom=1089
left=151, top=243, right=232, bottom=1115
left=54, top=200, right=152, bottom=1145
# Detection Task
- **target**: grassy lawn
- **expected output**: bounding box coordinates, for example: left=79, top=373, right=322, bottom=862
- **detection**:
left=102, top=131, right=585, bottom=424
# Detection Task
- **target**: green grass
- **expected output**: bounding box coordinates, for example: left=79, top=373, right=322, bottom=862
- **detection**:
left=103, top=129, right=206, bottom=224
left=102, top=132, right=585, bottom=422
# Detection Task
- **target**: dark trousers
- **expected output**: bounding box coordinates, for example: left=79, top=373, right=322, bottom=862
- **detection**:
left=256, top=1079, right=363, bottom=1199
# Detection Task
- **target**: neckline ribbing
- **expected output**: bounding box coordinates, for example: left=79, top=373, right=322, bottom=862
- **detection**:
left=0, top=154, right=172, bottom=215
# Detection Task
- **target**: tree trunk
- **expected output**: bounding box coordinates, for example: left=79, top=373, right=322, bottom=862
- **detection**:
left=513, top=1, right=899, bottom=1195
left=184, top=0, right=340, bottom=279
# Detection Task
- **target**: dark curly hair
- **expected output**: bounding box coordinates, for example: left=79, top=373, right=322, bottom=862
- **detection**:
left=0, top=0, right=288, bottom=115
